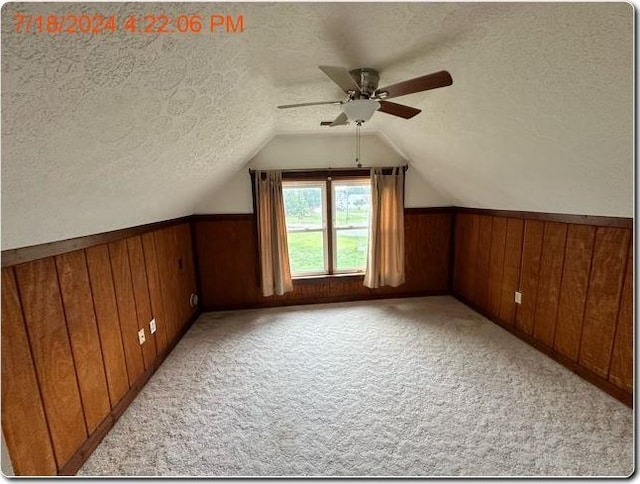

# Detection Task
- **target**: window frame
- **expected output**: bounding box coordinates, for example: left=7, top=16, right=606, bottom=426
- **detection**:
left=282, top=173, right=371, bottom=278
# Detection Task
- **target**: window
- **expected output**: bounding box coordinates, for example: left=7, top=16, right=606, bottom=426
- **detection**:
left=283, top=178, right=371, bottom=277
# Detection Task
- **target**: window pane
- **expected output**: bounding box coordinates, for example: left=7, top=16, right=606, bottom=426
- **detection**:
left=283, top=182, right=327, bottom=276
left=283, top=185, right=324, bottom=230
left=335, top=229, right=369, bottom=271
left=286, top=231, right=326, bottom=275
left=334, top=183, right=371, bottom=228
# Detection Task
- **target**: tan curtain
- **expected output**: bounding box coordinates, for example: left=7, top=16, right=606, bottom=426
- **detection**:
left=364, top=167, right=405, bottom=288
left=255, top=170, right=293, bottom=296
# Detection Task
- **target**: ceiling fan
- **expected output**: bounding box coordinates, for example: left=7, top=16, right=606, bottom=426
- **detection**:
left=277, top=66, right=453, bottom=126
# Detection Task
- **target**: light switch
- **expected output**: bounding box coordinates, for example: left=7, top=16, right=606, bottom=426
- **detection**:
left=138, top=328, right=146, bottom=345
left=149, top=318, right=157, bottom=334
left=515, top=291, right=522, bottom=304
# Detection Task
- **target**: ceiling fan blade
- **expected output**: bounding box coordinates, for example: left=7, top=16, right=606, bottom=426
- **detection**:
left=376, top=70, right=453, bottom=99
left=277, top=101, right=342, bottom=109
left=331, top=112, right=349, bottom=126
left=320, top=112, right=349, bottom=127
left=319, top=66, right=361, bottom=94
left=378, top=100, right=421, bottom=119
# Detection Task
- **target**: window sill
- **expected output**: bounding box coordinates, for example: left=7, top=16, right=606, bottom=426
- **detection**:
left=293, top=273, right=365, bottom=284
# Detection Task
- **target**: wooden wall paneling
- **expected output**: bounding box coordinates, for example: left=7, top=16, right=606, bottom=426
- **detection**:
left=108, top=240, right=145, bottom=384
left=516, top=220, right=544, bottom=335
left=193, top=218, right=260, bottom=309
left=175, top=224, right=197, bottom=327
left=141, top=232, right=169, bottom=355
left=531, top=222, right=568, bottom=347
left=465, top=214, right=480, bottom=302
left=552, top=225, right=596, bottom=361
left=474, top=215, right=493, bottom=309
left=487, top=217, right=507, bottom=319
left=153, top=228, right=180, bottom=343
left=54, top=251, right=111, bottom=433
left=498, top=218, right=524, bottom=325
left=1, top=268, right=58, bottom=476
left=608, top=247, right=633, bottom=392
left=13, top=259, right=87, bottom=467
left=406, top=213, right=451, bottom=292
left=126, top=236, right=157, bottom=369
left=452, top=213, right=469, bottom=296
left=85, top=245, right=130, bottom=405
left=579, top=227, right=630, bottom=378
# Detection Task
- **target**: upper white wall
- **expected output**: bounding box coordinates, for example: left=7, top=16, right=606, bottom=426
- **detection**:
left=1, top=3, right=632, bottom=249
left=196, top=132, right=450, bottom=213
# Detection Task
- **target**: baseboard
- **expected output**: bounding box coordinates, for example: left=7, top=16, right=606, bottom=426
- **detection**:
left=452, top=292, right=632, bottom=408
left=202, top=290, right=451, bottom=312
left=58, top=308, right=202, bottom=476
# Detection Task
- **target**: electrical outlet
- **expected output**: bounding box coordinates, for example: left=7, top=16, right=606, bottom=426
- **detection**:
left=149, top=318, right=156, bottom=334
left=515, top=291, right=522, bottom=304
left=138, top=328, right=146, bottom=345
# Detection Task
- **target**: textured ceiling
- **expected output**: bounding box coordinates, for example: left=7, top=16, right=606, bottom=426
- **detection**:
left=1, top=2, right=633, bottom=249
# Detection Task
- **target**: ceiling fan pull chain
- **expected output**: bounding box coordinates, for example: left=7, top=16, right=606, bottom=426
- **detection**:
left=355, top=122, right=362, bottom=168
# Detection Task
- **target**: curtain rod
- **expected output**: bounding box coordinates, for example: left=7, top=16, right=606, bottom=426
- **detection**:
left=248, top=165, right=408, bottom=174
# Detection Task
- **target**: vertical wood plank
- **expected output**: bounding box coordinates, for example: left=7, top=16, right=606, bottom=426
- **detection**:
left=453, top=213, right=469, bottom=296
left=608, top=248, right=633, bottom=392
left=14, top=259, right=87, bottom=467
left=176, top=223, right=197, bottom=327
left=141, top=232, right=169, bottom=356
left=54, top=251, right=111, bottom=433
left=579, top=227, right=630, bottom=378
left=108, top=240, right=145, bottom=384
left=532, top=222, right=568, bottom=346
left=474, top=215, right=493, bottom=310
left=1, top=268, right=58, bottom=476
left=465, top=215, right=481, bottom=304
left=85, top=245, right=130, bottom=405
left=154, top=228, right=180, bottom=344
left=498, top=218, right=524, bottom=325
left=126, top=236, right=157, bottom=369
left=516, top=220, right=544, bottom=335
left=487, top=217, right=507, bottom=319
left=553, top=225, right=596, bottom=360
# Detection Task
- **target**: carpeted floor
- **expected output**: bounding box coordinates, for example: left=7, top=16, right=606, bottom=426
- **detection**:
left=79, top=296, right=633, bottom=477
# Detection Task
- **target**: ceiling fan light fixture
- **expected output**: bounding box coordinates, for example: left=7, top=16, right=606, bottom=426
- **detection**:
left=342, top=99, right=381, bottom=123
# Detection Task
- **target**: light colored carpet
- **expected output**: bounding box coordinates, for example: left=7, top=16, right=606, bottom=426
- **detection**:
left=79, top=296, right=633, bottom=477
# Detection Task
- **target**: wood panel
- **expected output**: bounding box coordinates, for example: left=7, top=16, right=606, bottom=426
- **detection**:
left=14, top=258, right=87, bottom=467
left=108, top=240, right=145, bottom=384
left=55, top=251, right=111, bottom=433
left=154, top=227, right=180, bottom=342
left=193, top=211, right=452, bottom=310
left=141, top=232, right=169, bottom=355
left=452, top=213, right=469, bottom=296
left=486, top=217, right=507, bottom=319
left=553, top=225, right=596, bottom=361
left=451, top=211, right=632, bottom=404
left=126, top=236, right=157, bottom=369
left=579, top=227, right=630, bottom=378
left=85, top=245, right=130, bottom=405
left=1, top=268, right=58, bottom=476
left=515, top=220, right=544, bottom=335
left=473, top=215, right=493, bottom=309
left=498, top=218, right=523, bottom=325
left=3, top=220, right=200, bottom=475
left=608, top=248, right=633, bottom=392
left=175, top=224, right=198, bottom=326
left=532, top=222, right=567, bottom=346
left=464, top=214, right=480, bottom=303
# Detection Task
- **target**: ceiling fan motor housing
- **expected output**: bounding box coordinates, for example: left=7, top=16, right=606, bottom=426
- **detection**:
left=349, top=68, right=379, bottom=98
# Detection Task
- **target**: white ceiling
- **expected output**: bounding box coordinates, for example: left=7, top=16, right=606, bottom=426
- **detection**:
left=1, top=2, right=633, bottom=249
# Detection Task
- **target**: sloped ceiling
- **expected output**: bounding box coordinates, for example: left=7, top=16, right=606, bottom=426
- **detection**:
left=1, top=2, right=632, bottom=249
